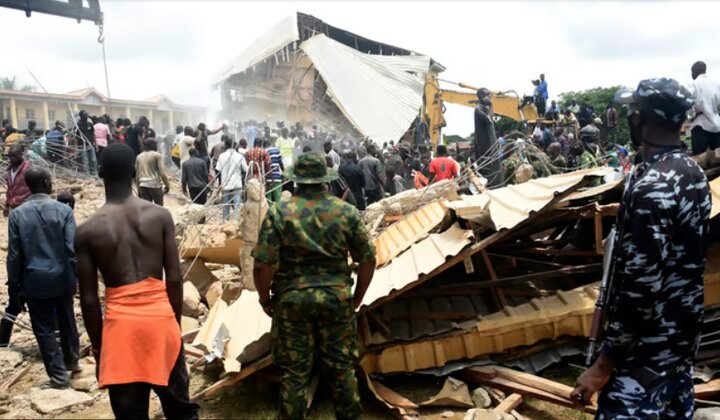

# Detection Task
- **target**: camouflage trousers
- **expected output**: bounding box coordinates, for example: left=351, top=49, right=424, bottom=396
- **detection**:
left=597, top=363, right=694, bottom=419
left=271, top=287, right=361, bottom=420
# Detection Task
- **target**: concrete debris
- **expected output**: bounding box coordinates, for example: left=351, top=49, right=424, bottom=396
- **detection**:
left=0, top=349, right=24, bottom=375
left=695, top=408, right=720, bottom=420
left=181, top=259, right=220, bottom=295
left=464, top=409, right=513, bottom=420
left=221, top=282, right=243, bottom=304
left=182, top=281, right=207, bottom=318
left=240, top=178, right=269, bottom=289
left=205, top=281, right=224, bottom=309
left=29, top=388, right=94, bottom=415
left=181, top=316, right=200, bottom=333
left=441, top=410, right=455, bottom=418
left=472, top=387, right=492, bottom=409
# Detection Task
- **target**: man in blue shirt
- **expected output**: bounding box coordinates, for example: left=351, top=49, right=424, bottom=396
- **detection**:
left=535, top=73, right=548, bottom=117
left=6, top=166, right=80, bottom=388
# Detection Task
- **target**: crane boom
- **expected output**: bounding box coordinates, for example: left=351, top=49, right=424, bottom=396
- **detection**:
left=0, top=0, right=102, bottom=24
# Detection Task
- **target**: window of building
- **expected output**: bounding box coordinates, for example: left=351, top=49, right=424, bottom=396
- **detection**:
left=25, top=108, right=35, bottom=120
left=48, top=110, right=56, bottom=121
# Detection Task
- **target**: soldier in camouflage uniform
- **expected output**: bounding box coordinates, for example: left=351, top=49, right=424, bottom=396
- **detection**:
left=548, top=142, right=567, bottom=174
left=252, top=153, right=377, bottom=420
left=572, top=78, right=711, bottom=419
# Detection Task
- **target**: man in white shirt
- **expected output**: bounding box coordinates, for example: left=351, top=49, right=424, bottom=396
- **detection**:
left=216, top=136, right=248, bottom=221
left=178, top=126, right=197, bottom=165
left=689, top=61, right=720, bottom=155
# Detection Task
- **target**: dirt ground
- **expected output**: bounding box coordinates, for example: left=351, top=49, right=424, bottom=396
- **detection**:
left=0, top=177, right=584, bottom=419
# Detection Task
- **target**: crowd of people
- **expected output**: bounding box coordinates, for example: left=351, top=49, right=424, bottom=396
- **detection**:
left=1, top=61, right=719, bottom=420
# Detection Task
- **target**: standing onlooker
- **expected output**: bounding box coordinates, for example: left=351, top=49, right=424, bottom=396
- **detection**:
left=277, top=128, right=294, bottom=167
left=135, top=139, right=171, bottom=206
left=602, top=103, right=619, bottom=144
left=689, top=61, right=720, bottom=155
left=535, top=74, right=548, bottom=116
left=245, top=139, right=272, bottom=179
left=569, top=99, right=580, bottom=115
left=547, top=100, right=561, bottom=121
left=0, top=145, right=32, bottom=346
left=195, top=122, right=226, bottom=168
left=182, top=148, right=209, bottom=207
left=265, top=139, right=284, bottom=203
left=4, top=145, right=31, bottom=217
left=7, top=167, right=79, bottom=388
left=244, top=121, right=257, bottom=146
left=429, top=145, right=459, bottom=182
left=339, top=150, right=366, bottom=210
left=94, top=116, right=112, bottom=168
left=171, top=125, right=184, bottom=168
left=358, top=145, right=383, bottom=205
left=178, top=126, right=197, bottom=166
left=76, top=110, right=97, bottom=175
left=125, top=116, right=149, bottom=157
left=216, top=137, right=248, bottom=221
left=324, top=141, right=341, bottom=169
left=46, top=121, right=66, bottom=165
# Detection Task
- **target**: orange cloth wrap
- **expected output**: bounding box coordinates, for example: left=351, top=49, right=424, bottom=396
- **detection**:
left=98, top=278, right=181, bottom=388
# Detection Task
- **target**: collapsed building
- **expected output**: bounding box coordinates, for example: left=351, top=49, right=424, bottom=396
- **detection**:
left=177, top=167, right=720, bottom=415
left=212, top=12, right=445, bottom=143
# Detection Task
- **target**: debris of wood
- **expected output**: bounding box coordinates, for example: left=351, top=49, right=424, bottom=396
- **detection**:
left=0, top=365, right=32, bottom=390
left=191, top=356, right=273, bottom=401
left=493, top=393, right=522, bottom=414
left=696, top=379, right=720, bottom=400
left=461, top=366, right=597, bottom=414
left=364, top=373, right=419, bottom=417
left=204, top=281, right=223, bottom=309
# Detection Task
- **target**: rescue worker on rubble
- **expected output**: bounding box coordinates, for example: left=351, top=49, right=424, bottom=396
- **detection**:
left=571, top=78, right=711, bottom=419
left=252, top=153, right=377, bottom=420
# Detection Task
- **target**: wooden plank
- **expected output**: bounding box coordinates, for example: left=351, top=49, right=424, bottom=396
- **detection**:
left=191, top=356, right=272, bottom=401
left=696, top=379, right=720, bottom=400
left=482, top=250, right=507, bottom=309
left=440, top=263, right=602, bottom=290
left=494, top=393, right=523, bottom=414
left=184, top=344, right=205, bottom=359
left=462, top=371, right=597, bottom=415
left=593, top=210, right=603, bottom=255
left=1, top=365, right=32, bottom=390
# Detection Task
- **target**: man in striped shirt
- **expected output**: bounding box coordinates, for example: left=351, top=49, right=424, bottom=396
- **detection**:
left=264, top=139, right=284, bottom=203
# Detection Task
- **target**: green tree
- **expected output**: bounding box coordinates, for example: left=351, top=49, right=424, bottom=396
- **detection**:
left=0, top=76, right=36, bottom=92
left=559, top=86, right=629, bottom=145
left=494, top=116, right=520, bottom=136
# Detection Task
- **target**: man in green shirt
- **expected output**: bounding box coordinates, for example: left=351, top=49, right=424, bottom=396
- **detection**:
left=253, top=153, right=377, bottom=420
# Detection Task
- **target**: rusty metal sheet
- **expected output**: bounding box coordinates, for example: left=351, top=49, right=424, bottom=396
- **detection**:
left=360, top=285, right=598, bottom=374
left=359, top=224, right=474, bottom=310
left=374, top=200, right=448, bottom=267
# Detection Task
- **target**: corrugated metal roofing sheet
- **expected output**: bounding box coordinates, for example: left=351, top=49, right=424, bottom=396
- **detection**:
left=448, top=168, right=614, bottom=231
left=360, top=224, right=474, bottom=309
left=374, top=200, right=448, bottom=267
left=360, top=285, right=598, bottom=374
left=301, top=34, right=427, bottom=142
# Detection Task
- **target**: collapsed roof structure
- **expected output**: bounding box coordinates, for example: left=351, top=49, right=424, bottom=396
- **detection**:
left=179, top=167, right=720, bottom=412
left=212, top=12, right=444, bottom=143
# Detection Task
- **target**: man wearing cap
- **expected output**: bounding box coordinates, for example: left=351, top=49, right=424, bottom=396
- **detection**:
left=252, top=153, right=377, bottom=419
left=571, top=78, right=711, bottom=419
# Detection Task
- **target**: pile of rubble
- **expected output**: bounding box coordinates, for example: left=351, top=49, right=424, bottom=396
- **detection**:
left=178, top=166, right=720, bottom=417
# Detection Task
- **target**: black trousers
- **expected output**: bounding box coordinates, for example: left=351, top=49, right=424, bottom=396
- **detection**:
left=691, top=126, right=720, bottom=155
left=26, top=295, right=80, bottom=387
left=138, top=187, right=164, bottom=206
left=366, top=188, right=383, bottom=205
left=107, top=349, right=199, bottom=420
left=0, top=283, right=22, bottom=346
left=172, top=157, right=181, bottom=168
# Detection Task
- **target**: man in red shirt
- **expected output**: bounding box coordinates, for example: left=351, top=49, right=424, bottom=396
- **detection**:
left=429, top=145, right=459, bottom=183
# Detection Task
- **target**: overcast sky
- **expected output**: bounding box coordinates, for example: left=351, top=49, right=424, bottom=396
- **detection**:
left=2, top=0, right=718, bottom=135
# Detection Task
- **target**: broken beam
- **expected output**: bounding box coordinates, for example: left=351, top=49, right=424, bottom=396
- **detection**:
left=494, top=393, right=523, bottom=414
left=191, top=356, right=273, bottom=401
left=440, top=263, right=602, bottom=290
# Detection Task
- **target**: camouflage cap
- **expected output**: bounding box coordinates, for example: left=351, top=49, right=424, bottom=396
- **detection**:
left=615, top=77, right=694, bottom=124
left=284, top=153, right=339, bottom=184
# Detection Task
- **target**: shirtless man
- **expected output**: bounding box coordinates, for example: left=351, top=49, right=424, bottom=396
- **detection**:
left=76, top=143, right=198, bottom=420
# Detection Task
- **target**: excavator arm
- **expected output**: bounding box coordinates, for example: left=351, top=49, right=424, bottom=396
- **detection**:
left=421, top=74, right=540, bottom=147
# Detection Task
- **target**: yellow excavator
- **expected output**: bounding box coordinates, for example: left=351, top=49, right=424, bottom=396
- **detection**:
left=420, top=73, right=541, bottom=147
